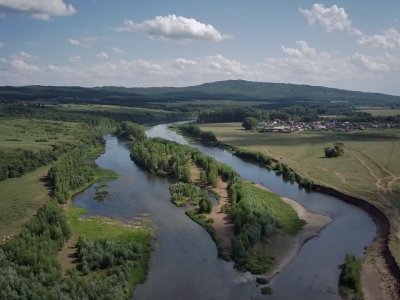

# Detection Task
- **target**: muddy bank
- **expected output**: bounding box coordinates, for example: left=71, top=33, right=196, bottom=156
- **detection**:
left=313, top=184, right=400, bottom=295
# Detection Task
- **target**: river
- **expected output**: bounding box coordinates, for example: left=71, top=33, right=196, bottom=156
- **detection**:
left=72, top=124, right=376, bottom=300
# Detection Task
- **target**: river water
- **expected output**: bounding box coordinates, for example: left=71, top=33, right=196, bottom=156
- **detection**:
left=72, top=124, right=376, bottom=300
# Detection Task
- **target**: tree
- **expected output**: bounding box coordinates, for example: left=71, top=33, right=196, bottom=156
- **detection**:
left=242, top=117, right=258, bottom=131
left=324, top=143, right=344, bottom=158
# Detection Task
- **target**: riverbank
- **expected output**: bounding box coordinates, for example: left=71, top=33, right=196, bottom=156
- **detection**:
left=313, top=184, right=400, bottom=299
left=189, top=122, right=400, bottom=297
left=57, top=143, right=154, bottom=293
left=252, top=184, right=332, bottom=279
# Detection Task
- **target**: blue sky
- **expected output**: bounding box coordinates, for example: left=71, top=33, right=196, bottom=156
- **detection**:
left=0, top=0, right=399, bottom=94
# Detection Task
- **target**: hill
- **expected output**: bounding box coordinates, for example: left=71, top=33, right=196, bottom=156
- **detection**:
left=1, top=80, right=399, bottom=106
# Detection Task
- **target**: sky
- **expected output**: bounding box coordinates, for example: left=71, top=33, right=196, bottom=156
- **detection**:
left=0, top=0, right=399, bottom=95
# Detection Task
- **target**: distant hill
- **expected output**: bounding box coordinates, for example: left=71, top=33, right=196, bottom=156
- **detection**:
left=1, top=80, right=399, bottom=105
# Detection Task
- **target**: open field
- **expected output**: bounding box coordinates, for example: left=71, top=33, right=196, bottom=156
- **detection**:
left=0, top=118, right=82, bottom=151
left=359, top=107, right=400, bottom=116
left=0, top=166, right=50, bottom=238
left=199, top=122, right=400, bottom=264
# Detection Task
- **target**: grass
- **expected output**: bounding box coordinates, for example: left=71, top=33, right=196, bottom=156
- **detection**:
left=0, top=118, right=82, bottom=151
left=199, top=122, right=400, bottom=265
left=62, top=145, right=152, bottom=288
left=243, top=182, right=305, bottom=235
left=359, top=107, right=400, bottom=116
left=0, top=166, right=51, bottom=238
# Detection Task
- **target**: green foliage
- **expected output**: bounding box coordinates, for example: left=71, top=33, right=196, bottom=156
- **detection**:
left=338, top=254, right=363, bottom=300
left=242, top=117, right=258, bottom=131
left=48, top=148, right=95, bottom=203
left=324, top=143, right=344, bottom=158
left=0, top=145, right=73, bottom=181
left=177, top=123, right=218, bottom=145
left=115, top=121, right=146, bottom=141
left=76, top=237, right=142, bottom=274
left=169, top=182, right=209, bottom=207
left=261, top=286, right=273, bottom=295
left=234, top=148, right=273, bottom=167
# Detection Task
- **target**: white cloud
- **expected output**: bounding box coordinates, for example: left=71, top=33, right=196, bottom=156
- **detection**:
left=67, top=39, right=80, bottom=46
left=299, top=3, right=357, bottom=33
left=116, top=14, right=229, bottom=42
left=1, top=46, right=399, bottom=94
left=300, top=3, right=400, bottom=49
left=0, top=41, right=3, bottom=48
left=203, top=54, right=245, bottom=75
left=10, top=58, right=42, bottom=73
left=112, top=47, right=124, bottom=54
left=358, top=28, right=400, bottom=49
left=19, top=51, right=31, bottom=58
left=0, top=0, right=76, bottom=20
left=68, top=55, right=81, bottom=63
left=97, top=52, right=109, bottom=59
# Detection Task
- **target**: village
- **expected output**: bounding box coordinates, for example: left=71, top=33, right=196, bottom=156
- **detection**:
left=257, top=119, right=394, bottom=133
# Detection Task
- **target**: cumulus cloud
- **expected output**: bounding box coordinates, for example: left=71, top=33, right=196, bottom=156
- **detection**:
left=68, top=55, right=81, bottom=63
left=0, top=0, right=76, bottom=20
left=300, top=3, right=400, bottom=49
left=112, top=47, right=124, bottom=54
left=1, top=47, right=399, bottom=94
left=10, top=58, right=41, bottom=73
left=67, top=39, right=80, bottom=46
left=97, top=52, right=109, bottom=59
left=299, top=3, right=358, bottom=33
left=358, top=28, right=400, bottom=49
left=203, top=54, right=245, bottom=75
left=116, top=14, right=229, bottom=42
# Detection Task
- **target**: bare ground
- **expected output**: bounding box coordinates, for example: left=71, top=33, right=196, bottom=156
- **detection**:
left=58, top=237, right=78, bottom=275
left=210, top=177, right=234, bottom=253
left=361, top=237, right=400, bottom=300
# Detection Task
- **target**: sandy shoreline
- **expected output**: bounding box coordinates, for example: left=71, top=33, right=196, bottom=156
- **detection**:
left=265, top=197, right=332, bottom=279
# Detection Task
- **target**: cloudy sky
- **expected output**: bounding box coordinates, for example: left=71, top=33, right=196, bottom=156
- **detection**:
left=0, top=0, right=399, bottom=94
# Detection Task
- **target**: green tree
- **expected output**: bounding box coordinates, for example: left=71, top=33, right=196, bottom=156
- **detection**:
left=242, top=117, right=258, bottom=131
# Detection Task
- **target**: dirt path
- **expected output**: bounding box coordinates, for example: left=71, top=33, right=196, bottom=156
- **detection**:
left=57, top=237, right=78, bottom=274
left=209, top=178, right=234, bottom=254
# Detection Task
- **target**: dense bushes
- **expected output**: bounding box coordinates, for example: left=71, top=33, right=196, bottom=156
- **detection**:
left=0, top=201, right=145, bottom=299
left=76, top=238, right=142, bottom=274
left=169, top=182, right=211, bottom=210
left=177, top=123, right=218, bottom=145
left=131, top=138, right=192, bottom=182
left=48, top=148, right=95, bottom=203
left=115, top=121, right=146, bottom=141
left=0, top=145, right=72, bottom=181
left=234, top=149, right=273, bottom=167
left=338, top=254, right=363, bottom=300
left=324, top=143, right=344, bottom=158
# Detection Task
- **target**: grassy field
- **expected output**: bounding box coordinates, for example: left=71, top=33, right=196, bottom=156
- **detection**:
left=359, top=107, right=400, bottom=116
left=0, top=118, right=82, bottom=151
left=243, top=182, right=305, bottom=236
left=0, top=118, right=91, bottom=237
left=199, top=122, right=400, bottom=264
left=0, top=166, right=50, bottom=238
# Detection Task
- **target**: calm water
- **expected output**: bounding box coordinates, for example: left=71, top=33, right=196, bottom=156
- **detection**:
left=71, top=124, right=376, bottom=300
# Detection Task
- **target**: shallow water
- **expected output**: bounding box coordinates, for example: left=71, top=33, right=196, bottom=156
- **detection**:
left=71, top=125, right=376, bottom=300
